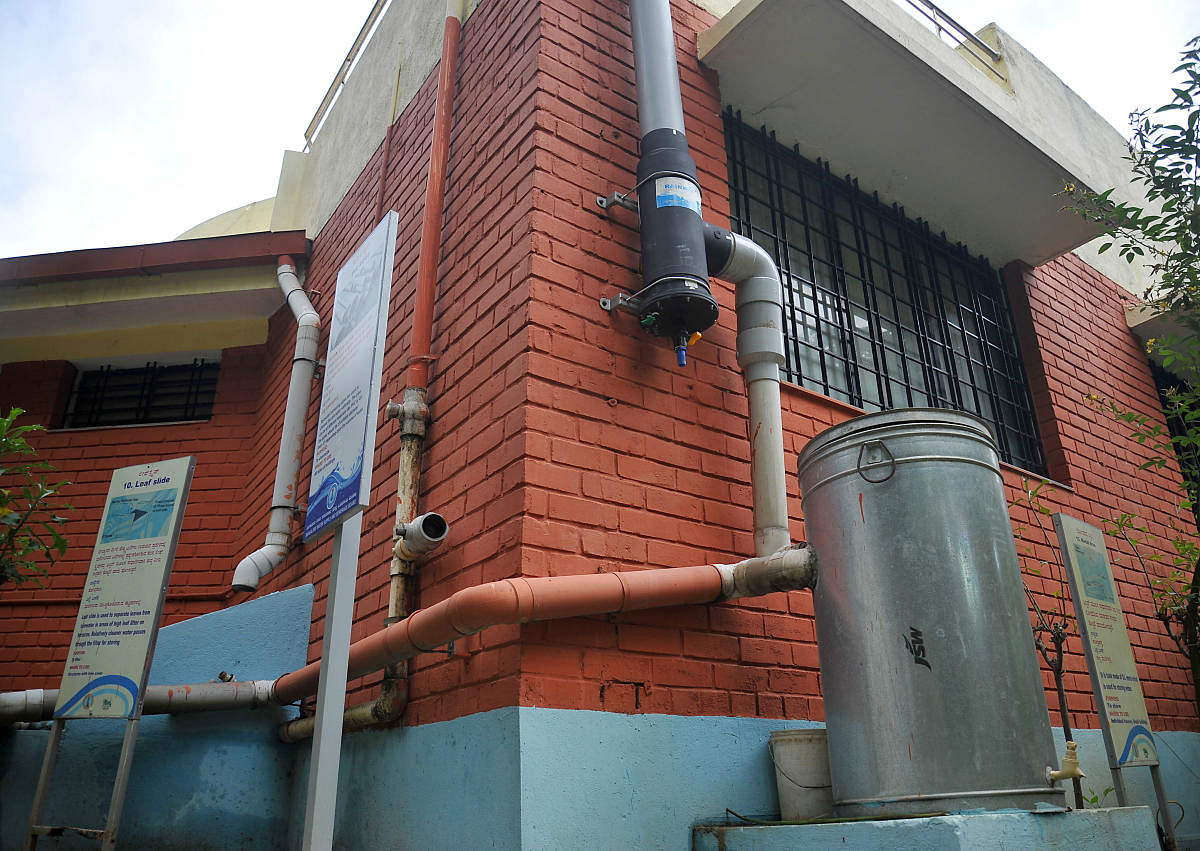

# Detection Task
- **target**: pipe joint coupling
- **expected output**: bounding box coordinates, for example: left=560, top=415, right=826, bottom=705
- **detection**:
left=718, top=544, right=817, bottom=600
left=385, top=387, right=431, bottom=438
left=736, top=327, right=785, bottom=369
left=394, top=512, right=449, bottom=561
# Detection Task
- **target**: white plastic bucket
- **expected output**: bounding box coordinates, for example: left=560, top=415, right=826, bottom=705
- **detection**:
left=768, top=729, right=833, bottom=821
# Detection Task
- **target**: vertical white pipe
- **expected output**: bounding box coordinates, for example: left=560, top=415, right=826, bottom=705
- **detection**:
left=232, top=259, right=320, bottom=592
left=719, top=234, right=791, bottom=556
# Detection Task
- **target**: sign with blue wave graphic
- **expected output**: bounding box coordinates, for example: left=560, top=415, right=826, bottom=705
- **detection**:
left=55, top=457, right=194, bottom=719
left=304, top=211, right=397, bottom=541
left=1054, top=513, right=1158, bottom=767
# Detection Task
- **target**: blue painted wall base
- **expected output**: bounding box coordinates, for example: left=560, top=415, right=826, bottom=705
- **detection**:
left=693, top=807, right=1160, bottom=850
left=306, top=707, right=1200, bottom=849
left=0, top=585, right=313, bottom=851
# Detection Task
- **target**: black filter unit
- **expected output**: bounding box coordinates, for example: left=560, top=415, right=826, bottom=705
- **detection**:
left=635, top=128, right=719, bottom=365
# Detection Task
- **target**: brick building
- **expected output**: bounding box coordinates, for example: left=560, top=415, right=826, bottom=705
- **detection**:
left=1, top=0, right=1197, bottom=847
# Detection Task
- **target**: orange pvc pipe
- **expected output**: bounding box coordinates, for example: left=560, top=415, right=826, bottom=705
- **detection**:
left=272, top=564, right=724, bottom=705
left=405, top=11, right=463, bottom=390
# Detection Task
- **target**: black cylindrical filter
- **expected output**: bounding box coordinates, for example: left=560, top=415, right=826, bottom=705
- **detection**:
left=635, top=128, right=719, bottom=363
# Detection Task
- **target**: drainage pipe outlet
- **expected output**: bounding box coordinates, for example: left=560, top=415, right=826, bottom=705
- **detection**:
left=233, top=257, right=320, bottom=592
left=393, top=512, right=449, bottom=561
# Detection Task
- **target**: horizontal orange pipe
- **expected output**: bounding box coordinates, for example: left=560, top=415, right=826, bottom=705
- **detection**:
left=273, top=564, right=723, bottom=705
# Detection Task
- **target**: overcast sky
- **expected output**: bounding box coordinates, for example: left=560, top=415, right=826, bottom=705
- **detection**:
left=1, top=0, right=1197, bottom=259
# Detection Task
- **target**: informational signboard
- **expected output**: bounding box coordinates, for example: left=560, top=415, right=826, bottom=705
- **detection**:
left=304, top=211, right=397, bottom=540
left=1053, top=513, right=1159, bottom=767
left=54, top=457, right=195, bottom=719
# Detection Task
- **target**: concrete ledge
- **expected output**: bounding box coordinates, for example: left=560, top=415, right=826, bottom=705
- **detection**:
left=694, top=807, right=1159, bottom=850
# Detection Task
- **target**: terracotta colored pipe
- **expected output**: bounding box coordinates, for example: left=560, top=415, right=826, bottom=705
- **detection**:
left=275, top=565, right=719, bottom=704
left=271, top=546, right=817, bottom=705
left=405, top=8, right=463, bottom=390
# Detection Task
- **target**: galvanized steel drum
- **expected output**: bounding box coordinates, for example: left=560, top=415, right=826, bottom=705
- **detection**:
left=796, top=409, right=1063, bottom=816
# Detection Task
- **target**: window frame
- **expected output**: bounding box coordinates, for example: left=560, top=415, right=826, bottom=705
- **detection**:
left=724, top=111, right=1045, bottom=473
left=62, top=358, right=220, bottom=429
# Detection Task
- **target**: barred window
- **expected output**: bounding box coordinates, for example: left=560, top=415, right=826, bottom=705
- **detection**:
left=63, top=359, right=220, bottom=428
left=724, top=111, right=1045, bottom=473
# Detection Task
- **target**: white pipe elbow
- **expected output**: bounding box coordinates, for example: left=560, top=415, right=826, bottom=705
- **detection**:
left=232, top=537, right=288, bottom=592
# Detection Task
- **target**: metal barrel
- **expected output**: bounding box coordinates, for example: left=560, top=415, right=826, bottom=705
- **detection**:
left=796, top=409, right=1063, bottom=817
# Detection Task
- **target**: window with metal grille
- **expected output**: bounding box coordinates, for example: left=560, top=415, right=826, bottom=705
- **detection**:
left=1150, top=361, right=1200, bottom=529
left=724, top=111, right=1045, bottom=473
left=63, top=359, right=220, bottom=428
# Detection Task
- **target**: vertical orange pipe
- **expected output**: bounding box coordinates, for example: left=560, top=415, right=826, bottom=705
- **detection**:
left=406, top=6, right=464, bottom=390
left=373, top=123, right=395, bottom=223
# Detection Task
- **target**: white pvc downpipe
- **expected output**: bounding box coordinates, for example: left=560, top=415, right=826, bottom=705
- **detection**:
left=717, top=233, right=791, bottom=557
left=232, top=258, right=320, bottom=592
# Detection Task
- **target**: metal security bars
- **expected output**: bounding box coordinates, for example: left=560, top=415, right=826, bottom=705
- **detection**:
left=64, top=360, right=220, bottom=429
left=724, top=112, right=1045, bottom=473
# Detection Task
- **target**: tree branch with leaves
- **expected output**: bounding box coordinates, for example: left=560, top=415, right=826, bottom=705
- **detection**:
left=1066, top=35, right=1200, bottom=718
left=0, top=408, right=70, bottom=586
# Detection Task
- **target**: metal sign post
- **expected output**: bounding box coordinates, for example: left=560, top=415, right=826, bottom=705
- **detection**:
left=300, top=212, right=397, bottom=849
left=1053, top=513, right=1177, bottom=848
left=25, top=456, right=195, bottom=850
left=300, top=512, right=362, bottom=849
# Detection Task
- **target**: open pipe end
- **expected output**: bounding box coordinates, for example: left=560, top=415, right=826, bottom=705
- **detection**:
left=393, top=512, right=450, bottom=561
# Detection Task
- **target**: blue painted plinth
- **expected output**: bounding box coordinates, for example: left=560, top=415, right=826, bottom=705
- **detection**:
left=322, top=709, right=1200, bottom=849
left=693, top=807, right=1160, bottom=851
left=0, top=585, right=313, bottom=851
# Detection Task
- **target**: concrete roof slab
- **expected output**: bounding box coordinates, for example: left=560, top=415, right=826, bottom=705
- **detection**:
left=698, top=0, right=1123, bottom=267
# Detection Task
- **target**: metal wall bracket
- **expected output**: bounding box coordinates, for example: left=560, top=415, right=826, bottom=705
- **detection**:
left=597, top=192, right=639, bottom=212
left=599, top=293, right=642, bottom=315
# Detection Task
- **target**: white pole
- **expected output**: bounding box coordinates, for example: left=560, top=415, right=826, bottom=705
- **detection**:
left=302, top=511, right=363, bottom=849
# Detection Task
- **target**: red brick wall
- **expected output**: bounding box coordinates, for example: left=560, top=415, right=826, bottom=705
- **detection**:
left=0, top=342, right=277, bottom=687
left=3, top=0, right=1195, bottom=738
left=0, top=361, right=75, bottom=426
left=243, top=0, right=545, bottom=719
left=472, top=0, right=1197, bottom=733
left=1001, top=255, right=1197, bottom=728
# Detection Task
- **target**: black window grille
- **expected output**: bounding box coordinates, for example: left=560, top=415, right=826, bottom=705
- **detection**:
left=724, top=111, right=1045, bottom=473
left=1150, top=361, right=1200, bottom=529
left=63, top=359, right=220, bottom=428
